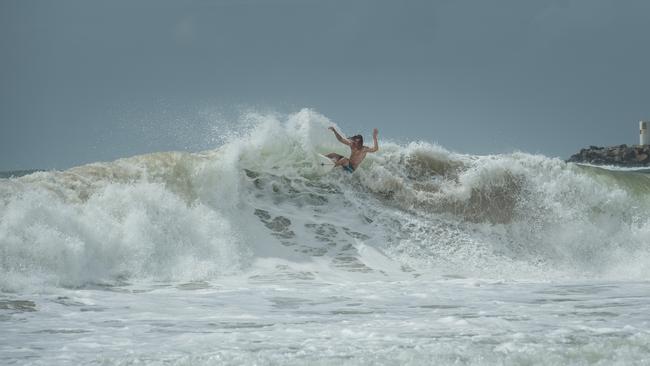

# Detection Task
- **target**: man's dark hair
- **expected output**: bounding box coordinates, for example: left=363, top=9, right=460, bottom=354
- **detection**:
left=349, top=134, right=363, bottom=145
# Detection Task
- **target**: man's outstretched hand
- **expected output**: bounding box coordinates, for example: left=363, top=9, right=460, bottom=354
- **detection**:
left=373, top=128, right=379, bottom=137
left=328, top=126, right=336, bottom=132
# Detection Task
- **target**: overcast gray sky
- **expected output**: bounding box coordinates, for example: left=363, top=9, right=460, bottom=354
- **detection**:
left=1, top=0, right=649, bottom=170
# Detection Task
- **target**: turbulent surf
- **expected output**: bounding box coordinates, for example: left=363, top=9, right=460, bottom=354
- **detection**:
left=1, top=109, right=649, bottom=365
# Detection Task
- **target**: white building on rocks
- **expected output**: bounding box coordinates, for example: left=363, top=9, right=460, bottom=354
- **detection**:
left=641, top=121, right=650, bottom=146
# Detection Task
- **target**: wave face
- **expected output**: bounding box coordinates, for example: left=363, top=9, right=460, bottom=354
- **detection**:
left=1, top=109, right=649, bottom=289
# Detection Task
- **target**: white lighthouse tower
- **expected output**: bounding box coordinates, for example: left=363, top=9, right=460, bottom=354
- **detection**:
left=641, top=121, right=650, bottom=146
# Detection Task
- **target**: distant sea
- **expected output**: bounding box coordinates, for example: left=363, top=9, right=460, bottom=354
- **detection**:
left=0, top=169, right=43, bottom=179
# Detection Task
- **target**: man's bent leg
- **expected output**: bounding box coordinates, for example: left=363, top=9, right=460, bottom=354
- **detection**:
left=334, top=158, right=350, bottom=167
left=326, top=153, right=344, bottom=161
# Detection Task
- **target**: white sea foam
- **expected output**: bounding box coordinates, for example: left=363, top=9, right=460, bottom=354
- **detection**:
left=2, top=109, right=650, bottom=365
left=1, top=109, right=649, bottom=291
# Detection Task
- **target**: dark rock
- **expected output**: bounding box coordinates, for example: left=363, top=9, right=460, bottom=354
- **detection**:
left=566, top=145, right=650, bottom=167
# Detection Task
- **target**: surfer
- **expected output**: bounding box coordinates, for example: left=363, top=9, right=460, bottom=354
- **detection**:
left=326, top=127, right=379, bottom=173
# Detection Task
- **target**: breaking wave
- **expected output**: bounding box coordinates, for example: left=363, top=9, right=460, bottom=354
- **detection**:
left=1, top=109, right=649, bottom=290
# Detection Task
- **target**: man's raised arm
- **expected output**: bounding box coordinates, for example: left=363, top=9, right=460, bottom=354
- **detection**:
left=328, top=127, right=351, bottom=146
left=366, top=128, right=379, bottom=152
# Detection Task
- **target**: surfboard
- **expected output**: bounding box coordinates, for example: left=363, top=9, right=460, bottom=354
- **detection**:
left=315, top=154, right=336, bottom=174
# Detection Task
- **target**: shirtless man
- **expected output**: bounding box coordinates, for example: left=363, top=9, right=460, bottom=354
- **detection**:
left=326, top=127, right=379, bottom=173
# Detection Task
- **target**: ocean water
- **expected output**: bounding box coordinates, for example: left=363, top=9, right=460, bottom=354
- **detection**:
left=1, top=109, right=649, bottom=365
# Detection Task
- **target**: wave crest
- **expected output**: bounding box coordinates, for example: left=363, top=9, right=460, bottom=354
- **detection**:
left=1, top=109, right=649, bottom=289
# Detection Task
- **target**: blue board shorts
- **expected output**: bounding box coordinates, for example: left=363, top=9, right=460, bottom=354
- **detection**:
left=342, top=163, right=355, bottom=173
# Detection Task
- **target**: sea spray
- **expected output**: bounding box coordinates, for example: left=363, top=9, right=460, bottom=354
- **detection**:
left=1, top=109, right=649, bottom=290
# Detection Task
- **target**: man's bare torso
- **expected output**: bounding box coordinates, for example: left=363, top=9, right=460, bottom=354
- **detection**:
left=348, top=146, right=369, bottom=169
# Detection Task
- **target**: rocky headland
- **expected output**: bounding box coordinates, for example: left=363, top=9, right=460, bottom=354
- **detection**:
left=567, top=144, right=650, bottom=167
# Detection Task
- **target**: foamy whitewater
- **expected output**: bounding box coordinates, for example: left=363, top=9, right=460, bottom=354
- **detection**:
left=1, top=109, right=649, bottom=365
